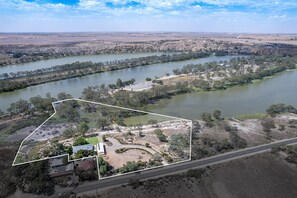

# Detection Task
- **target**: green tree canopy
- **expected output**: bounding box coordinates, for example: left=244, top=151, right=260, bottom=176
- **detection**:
left=73, top=137, right=88, bottom=146
left=79, top=121, right=89, bottom=136
left=97, top=117, right=110, bottom=130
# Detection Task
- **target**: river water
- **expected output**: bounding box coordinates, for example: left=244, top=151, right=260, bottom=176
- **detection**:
left=1, top=54, right=296, bottom=119
left=147, top=70, right=297, bottom=119
left=0, top=52, right=167, bottom=74
left=0, top=55, right=235, bottom=111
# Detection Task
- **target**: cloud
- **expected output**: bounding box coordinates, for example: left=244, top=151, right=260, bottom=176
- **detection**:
left=0, top=0, right=296, bottom=32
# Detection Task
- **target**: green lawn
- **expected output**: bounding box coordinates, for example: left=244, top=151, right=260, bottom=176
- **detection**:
left=234, top=113, right=267, bottom=121
left=123, top=114, right=172, bottom=126
left=86, top=136, right=100, bottom=145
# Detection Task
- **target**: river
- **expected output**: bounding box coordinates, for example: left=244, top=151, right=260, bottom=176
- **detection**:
left=0, top=52, right=167, bottom=74
left=147, top=70, right=297, bottom=119
left=0, top=55, right=235, bottom=111
left=1, top=54, right=296, bottom=119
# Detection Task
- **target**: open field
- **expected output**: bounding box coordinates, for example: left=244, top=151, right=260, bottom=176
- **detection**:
left=1, top=32, right=297, bottom=45
left=1, top=32, right=297, bottom=67
left=96, top=152, right=297, bottom=198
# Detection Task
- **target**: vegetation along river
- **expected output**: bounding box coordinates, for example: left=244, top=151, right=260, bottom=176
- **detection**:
left=1, top=53, right=296, bottom=119
left=147, top=70, right=297, bottom=119
left=0, top=52, right=167, bottom=74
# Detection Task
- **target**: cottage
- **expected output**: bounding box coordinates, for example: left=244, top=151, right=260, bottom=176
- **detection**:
left=49, top=157, right=74, bottom=178
left=49, top=163, right=74, bottom=177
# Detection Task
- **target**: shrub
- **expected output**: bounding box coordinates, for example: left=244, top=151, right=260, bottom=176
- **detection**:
left=73, top=137, right=88, bottom=146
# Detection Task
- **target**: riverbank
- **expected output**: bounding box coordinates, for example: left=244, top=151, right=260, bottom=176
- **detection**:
left=1, top=55, right=297, bottom=119
left=0, top=55, right=240, bottom=111
left=0, top=52, right=211, bottom=93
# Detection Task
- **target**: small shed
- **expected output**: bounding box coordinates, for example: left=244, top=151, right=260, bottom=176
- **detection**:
left=97, top=142, right=106, bottom=155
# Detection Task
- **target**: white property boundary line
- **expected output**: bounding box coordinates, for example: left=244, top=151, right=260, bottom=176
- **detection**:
left=12, top=98, right=193, bottom=181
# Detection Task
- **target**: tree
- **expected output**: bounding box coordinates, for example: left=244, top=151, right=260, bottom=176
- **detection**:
left=213, top=80, right=226, bottom=89
left=7, top=99, right=31, bottom=115
left=116, top=78, right=123, bottom=88
left=63, top=128, right=76, bottom=138
left=64, top=146, right=73, bottom=155
left=154, top=129, right=167, bottom=142
left=75, top=149, right=96, bottom=159
left=191, top=79, right=210, bottom=90
left=145, top=77, right=152, bottom=81
left=266, top=103, right=297, bottom=116
left=102, top=134, right=107, bottom=142
left=261, top=117, right=275, bottom=140
left=56, top=103, right=80, bottom=122
left=97, top=117, right=110, bottom=130
left=108, top=84, right=117, bottom=89
left=228, top=127, right=247, bottom=148
left=12, top=161, right=55, bottom=195
left=201, top=112, right=213, bottom=127
left=213, top=110, right=222, bottom=120
left=79, top=121, right=89, bottom=136
left=57, top=92, right=73, bottom=100
left=73, top=137, right=88, bottom=146
left=97, top=157, right=111, bottom=175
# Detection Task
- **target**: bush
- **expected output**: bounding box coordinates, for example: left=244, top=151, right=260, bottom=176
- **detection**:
left=186, top=168, right=205, bottom=179
left=261, top=117, right=276, bottom=140
left=102, top=134, right=107, bottom=142
left=74, top=150, right=96, bottom=159
left=73, top=137, right=88, bottom=146
left=154, top=129, right=167, bottom=142
left=97, top=157, right=112, bottom=176
left=119, top=161, right=142, bottom=173
left=201, top=112, right=213, bottom=127
left=266, top=104, right=297, bottom=116
left=115, top=148, right=129, bottom=153
left=271, top=145, right=282, bottom=154
left=128, top=179, right=143, bottom=189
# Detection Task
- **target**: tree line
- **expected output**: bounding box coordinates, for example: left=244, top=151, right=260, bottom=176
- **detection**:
left=0, top=51, right=210, bottom=93
left=0, top=52, right=211, bottom=79
left=173, top=55, right=297, bottom=91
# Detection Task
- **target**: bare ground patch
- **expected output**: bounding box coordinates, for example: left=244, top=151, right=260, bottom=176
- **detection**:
left=5, top=126, right=36, bottom=143
left=104, top=148, right=153, bottom=169
left=95, top=152, right=297, bottom=198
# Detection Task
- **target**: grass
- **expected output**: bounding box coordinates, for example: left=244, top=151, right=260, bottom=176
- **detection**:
left=234, top=113, right=267, bottom=121
left=80, top=112, right=98, bottom=128
left=86, top=136, right=100, bottom=145
left=124, top=114, right=173, bottom=126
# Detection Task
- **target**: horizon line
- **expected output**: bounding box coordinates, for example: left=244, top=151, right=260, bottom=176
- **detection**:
left=0, top=31, right=296, bottom=35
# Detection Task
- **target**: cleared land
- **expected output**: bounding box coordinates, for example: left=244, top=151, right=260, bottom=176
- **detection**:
left=13, top=99, right=192, bottom=179
left=95, top=152, right=297, bottom=198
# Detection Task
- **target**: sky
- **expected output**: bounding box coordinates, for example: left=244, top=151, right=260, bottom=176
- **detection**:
left=0, top=0, right=297, bottom=33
